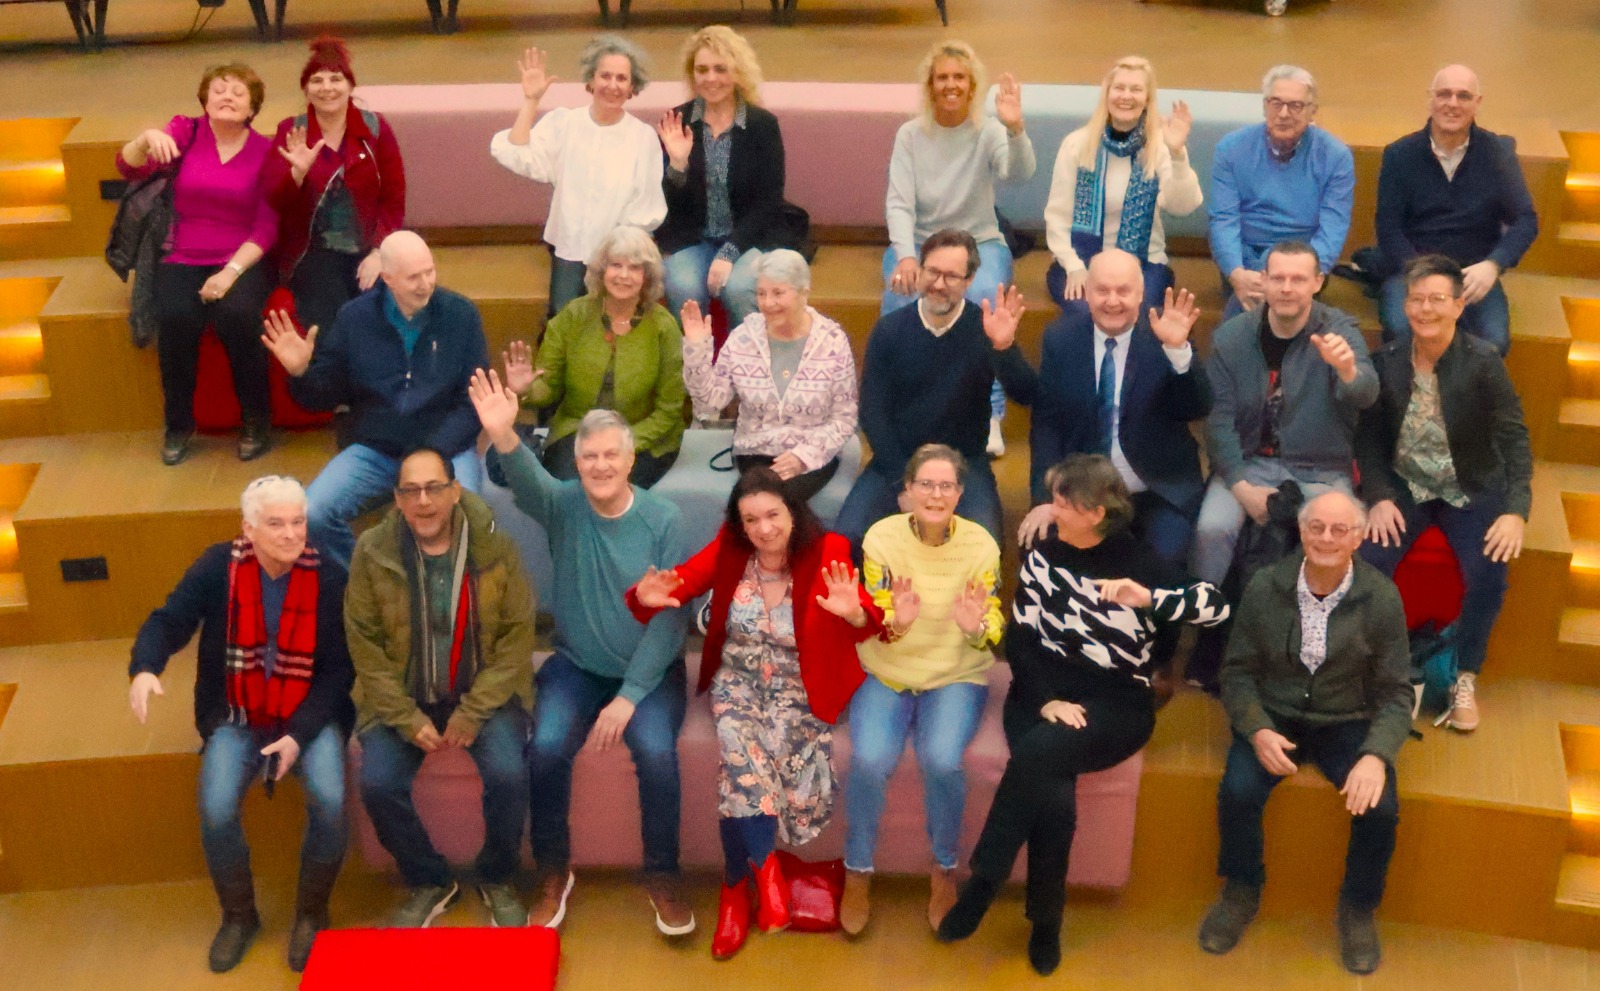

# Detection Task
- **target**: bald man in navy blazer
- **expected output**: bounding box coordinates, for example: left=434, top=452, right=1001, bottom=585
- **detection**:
left=990, top=249, right=1212, bottom=564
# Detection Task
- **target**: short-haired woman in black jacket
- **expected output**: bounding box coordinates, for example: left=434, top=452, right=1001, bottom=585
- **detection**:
left=655, top=25, right=789, bottom=329
left=1356, top=253, right=1532, bottom=733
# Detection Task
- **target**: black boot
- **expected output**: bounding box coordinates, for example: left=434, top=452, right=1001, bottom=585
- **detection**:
left=208, top=863, right=261, bottom=973
left=288, top=856, right=344, bottom=972
left=1024, top=875, right=1063, bottom=975
left=237, top=416, right=271, bottom=461
left=935, top=874, right=1001, bottom=942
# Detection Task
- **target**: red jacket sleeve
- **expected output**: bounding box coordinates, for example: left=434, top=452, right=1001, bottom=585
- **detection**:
left=624, top=527, right=728, bottom=624
left=372, top=116, right=407, bottom=243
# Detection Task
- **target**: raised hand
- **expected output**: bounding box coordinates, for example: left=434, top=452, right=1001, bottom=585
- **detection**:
left=1163, top=99, right=1193, bottom=154
left=679, top=300, right=714, bottom=343
left=502, top=339, right=542, bottom=394
left=129, top=671, right=163, bottom=723
left=1148, top=286, right=1199, bottom=348
left=980, top=284, right=1025, bottom=351
left=138, top=128, right=181, bottom=164
left=656, top=109, right=694, bottom=170
left=994, top=72, right=1024, bottom=134
left=633, top=566, right=686, bottom=609
left=278, top=125, right=326, bottom=178
left=261, top=308, right=317, bottom=377
left=468, top=368, right=522, bottom=450
left=814, top=560, right=867, bottom=626
left=1093, top=577, right=1153, bottom=609
left=951, top=579, right=990, bottom=638
left=1309, top=332, right=1358, bottom=383
left=518, top=46, right=558, bottom=103
left=888, top=574, right=921, bottom=634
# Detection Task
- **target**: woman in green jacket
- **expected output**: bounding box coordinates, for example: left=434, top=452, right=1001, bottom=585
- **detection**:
left=503, top=223, right=688, bottom=487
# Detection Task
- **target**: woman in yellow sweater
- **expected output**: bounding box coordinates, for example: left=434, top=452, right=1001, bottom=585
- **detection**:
left=841, top=443, right=1003, bottom=936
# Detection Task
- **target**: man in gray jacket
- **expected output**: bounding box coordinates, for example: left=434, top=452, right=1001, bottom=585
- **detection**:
left=1200, top=490, right=1412, bottom=975
left=1192, top=240, right=1378, bottom=585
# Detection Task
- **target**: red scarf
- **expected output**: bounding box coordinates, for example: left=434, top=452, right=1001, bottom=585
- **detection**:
left=225, top=537, right=320, bottom=730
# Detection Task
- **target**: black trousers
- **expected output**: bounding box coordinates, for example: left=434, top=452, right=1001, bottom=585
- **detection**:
left=734, top=453, right=840, bottom=504
left=153, top=261, right=274, bottom=433
left=290, top=247, right=362, bottom=336
left=969, top=687, right=1155, bottom=925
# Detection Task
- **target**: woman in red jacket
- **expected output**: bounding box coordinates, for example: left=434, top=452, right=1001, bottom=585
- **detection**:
left=265, top=36, right=406, bottom=336
left=628, top=467, right=881, bottom=960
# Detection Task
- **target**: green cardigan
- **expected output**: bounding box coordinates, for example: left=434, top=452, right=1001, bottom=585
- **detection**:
left=525, top=296, right=687, bottom=458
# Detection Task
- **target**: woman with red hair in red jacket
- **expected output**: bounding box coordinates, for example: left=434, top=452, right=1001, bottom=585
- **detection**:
left=265, top=36, right=407, bottom=337
left=628, top=466, right=882, bottom=960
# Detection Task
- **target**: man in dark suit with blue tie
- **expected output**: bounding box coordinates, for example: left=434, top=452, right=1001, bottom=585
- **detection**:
left=990, top=249, right=1213, bottom=565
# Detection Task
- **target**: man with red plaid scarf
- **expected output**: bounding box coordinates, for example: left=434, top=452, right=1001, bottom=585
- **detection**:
left=130, top=475, right=353, bottom=974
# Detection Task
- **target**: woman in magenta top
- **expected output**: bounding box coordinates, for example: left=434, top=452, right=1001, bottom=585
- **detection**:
left=118, top=63, right=278, bottom=466
left=264, top=37, right=406, bottom=339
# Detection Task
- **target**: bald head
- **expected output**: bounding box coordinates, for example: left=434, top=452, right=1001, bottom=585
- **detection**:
left=379, top=231, right=437, bottom=318
left=1085, top=249, right=1145, bottom=335
left=1430, top=64, right=1480, bottom=96
left=1429, top=65, right=1482, bottom=141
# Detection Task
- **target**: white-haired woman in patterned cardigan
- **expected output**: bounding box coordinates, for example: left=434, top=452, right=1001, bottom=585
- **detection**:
left=936, top=453, right=1228, bottom=975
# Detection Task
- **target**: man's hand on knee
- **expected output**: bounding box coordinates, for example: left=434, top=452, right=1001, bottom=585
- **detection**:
left=1251, top=728, right=1299, bottom=777
left=1340, top=754, right=1387, bottom=816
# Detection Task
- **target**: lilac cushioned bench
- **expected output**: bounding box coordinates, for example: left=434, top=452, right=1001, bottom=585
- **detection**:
left=348, top=652, right=1145, bottom=889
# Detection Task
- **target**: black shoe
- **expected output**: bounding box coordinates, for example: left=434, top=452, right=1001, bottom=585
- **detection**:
left=238, top=420, right=271, bottom=461
left=161, top=430, right=194, bottom=466
left=1198, top=880, right=1260, bottom=955
left=1336, top=900, right=1381, bottom=975
left=1027, top=919, right=1061, bottom=975
left=935, top=875, right=1001, bottom=943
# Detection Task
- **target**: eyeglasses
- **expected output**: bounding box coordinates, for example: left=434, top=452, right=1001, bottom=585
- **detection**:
left=922, top=268, right=972, bottom=287
left=1404, top=293, right=1458, bottom=309
left=1264, top=98, right=1312, bottom=116
left=395, top=481, right=453, bottom=502
left=1431, top=88, right=1478, bottom=104
left=911, top=479, right=960, bottom=496
left=1302, top=521, right=1355, bottom=538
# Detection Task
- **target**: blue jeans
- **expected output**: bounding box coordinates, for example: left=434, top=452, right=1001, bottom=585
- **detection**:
left=199, top=723, right=347, bottom=876
left=1047, top=257, right=1173, bottom=317
left=1192, top=460, right=1352, bottom=585
left=547, top=255, right=588, bottom=322
left=833, top=461, right=1003, bottom=563
left=306, top=443, right=483, bottom=571
left=843, top=675, right=988, bottom=872
left=663, top=242, right=763, bottom=328
left=527, top=652, right=687, bottom=876
left=1358, top=495, right=1508, bottom=674
left=1380, top=274, right=1510, bottom=356
left=1216, top=723, right=1399, bottom=911
left=358, top=704, right=530, bottom=888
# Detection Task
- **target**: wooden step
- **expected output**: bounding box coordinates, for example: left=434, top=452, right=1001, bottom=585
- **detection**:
left=0, top=375, right=50, bottom=438
left=0, top=322, right=43, bottom=379
left=1552, top=399, right=1600, bottom=463
left=0, top=573, right=27, bottom=616
left=1557, top=853, right=1600, bottom=916
left=1568, top=340, right=1600, bottom=400
left=0, top=160, right=66, bottom=212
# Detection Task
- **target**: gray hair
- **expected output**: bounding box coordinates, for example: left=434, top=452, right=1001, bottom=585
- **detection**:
left=1297, top=489, right=1368, bottom=529
left=574, top=408, right=635, bottom=455
left=1261, top=64, right=1318, bottom=105
left=583, top=225, right=665, bottom=305
left=241, top=475, right=307, bottom=526
left=579, top=33, right=650, bottom=94
left=752, top=249, right=811, bottom=292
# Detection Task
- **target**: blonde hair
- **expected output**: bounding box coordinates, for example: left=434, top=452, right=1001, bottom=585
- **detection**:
left=583, top=225, right=665, bottom=306
left=1073, top=56, right=1164, bottom=180
left=680, top=25, right=764, bottom=107
left=915, top=40, right=986, bottom=128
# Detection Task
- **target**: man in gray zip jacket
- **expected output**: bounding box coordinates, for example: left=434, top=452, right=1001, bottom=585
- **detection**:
left=1192, top=240, right=1378, bottom=585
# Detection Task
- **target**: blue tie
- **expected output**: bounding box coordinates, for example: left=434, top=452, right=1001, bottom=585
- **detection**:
left=1097, top=337, right=1117, bottom=454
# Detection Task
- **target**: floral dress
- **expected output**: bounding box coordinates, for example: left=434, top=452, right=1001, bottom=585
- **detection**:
left=709, top=556, right=835, bottom=845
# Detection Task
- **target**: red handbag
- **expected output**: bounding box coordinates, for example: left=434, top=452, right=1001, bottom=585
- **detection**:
left=775, top=851, right=845, bottom=933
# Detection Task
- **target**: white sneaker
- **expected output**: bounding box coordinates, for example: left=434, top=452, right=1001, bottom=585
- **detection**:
left=986, top=417, right=1005, bottom=458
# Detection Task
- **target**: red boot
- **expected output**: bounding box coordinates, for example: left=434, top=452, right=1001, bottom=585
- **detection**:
left=711, top=880, right=752, bottom=960
left=751, top=853, right=791, bottom=933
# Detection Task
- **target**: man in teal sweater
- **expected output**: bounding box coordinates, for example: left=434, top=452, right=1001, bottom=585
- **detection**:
left=469, top=369, right=695, bottom=938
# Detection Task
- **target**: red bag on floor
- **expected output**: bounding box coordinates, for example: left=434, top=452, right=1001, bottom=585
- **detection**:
left=775, top=851, right=844, bottom=933
left=193, top=287, right=333, bottom=431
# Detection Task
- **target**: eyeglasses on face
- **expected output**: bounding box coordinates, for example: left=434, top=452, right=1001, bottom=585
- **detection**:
left=911, top=479, right=960, bottom=496
left=1264, top=98, right=1312, bottom=116
left=1302, top=521, right=1355, bottom=538
left=1403, top=292, right=1458, bottom=309
left=395, top=481, right=453, bottom=502
left=922, top=267, right=972, bottom=287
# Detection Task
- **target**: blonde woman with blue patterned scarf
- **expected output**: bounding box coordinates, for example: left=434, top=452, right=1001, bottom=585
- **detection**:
left=1043, top=56, right=1201, bottom=318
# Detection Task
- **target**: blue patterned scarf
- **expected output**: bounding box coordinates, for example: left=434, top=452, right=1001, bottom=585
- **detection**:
left=1071, top=120, right=1161, bottom=261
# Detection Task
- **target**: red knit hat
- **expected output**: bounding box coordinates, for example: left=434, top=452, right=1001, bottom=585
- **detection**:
left=300, top=36, right=355, bottom=89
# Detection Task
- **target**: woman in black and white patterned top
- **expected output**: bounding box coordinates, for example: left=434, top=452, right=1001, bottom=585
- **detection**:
left=936, top=453, right=1228, bottom=974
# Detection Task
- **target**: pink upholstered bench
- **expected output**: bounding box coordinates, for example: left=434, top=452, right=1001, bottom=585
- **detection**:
left=349, top=652, right=1145, bottom=890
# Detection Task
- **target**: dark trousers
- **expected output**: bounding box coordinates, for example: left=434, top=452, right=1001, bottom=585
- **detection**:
left=290, top=247, right=362, bottom=336
left=546, top=255, right=588, bottom=323
left=1130, top=490, right=1198, bottom=671
left=968, top=688, right=1155, bottom=924
left=527, top=653, right=688, bottom=876
left=153, top=261, right=273, bottom=433
left=541, top=432, right=678, bottom=489
left=734, top=453, right=840, bottom=504
left=358, top=704, right=531, bottom=888
left=1216, top=720, right=1399, bottom=911
left=1359, top=495, right=1508, bottom=674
